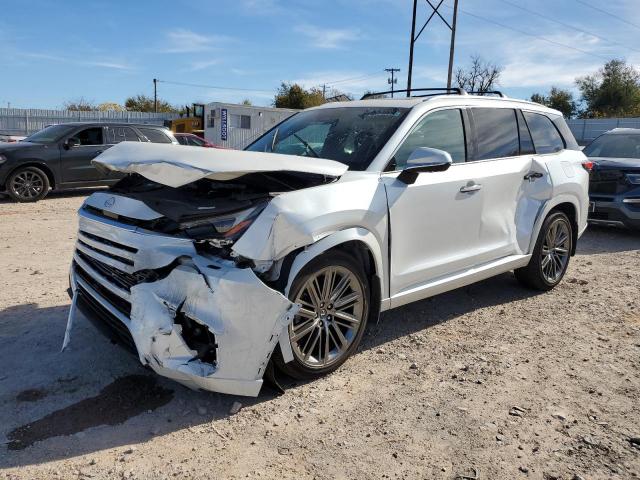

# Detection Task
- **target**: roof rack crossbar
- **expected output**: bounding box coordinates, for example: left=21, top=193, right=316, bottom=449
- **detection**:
left=360, top=87, right=466, bottom=100
left=467, top=90, right=506, bottom=98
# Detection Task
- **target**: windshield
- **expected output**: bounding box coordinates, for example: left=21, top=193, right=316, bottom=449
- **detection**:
left=246, top=107, right=409, bottom=170
left=24, top=124, right=75, bottom=144
left=584, top=133, right=640, bottom=159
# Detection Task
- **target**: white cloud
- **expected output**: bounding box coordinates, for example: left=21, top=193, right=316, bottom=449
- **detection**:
left=295, top=25, right=361, bottom=49
left=163, top=29, right=231, bottom=53
left=23, top=52, right=132, bottom=70
left=189, top=59, right=220, bottom=71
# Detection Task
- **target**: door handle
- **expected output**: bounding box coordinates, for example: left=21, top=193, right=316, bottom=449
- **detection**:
left=524, top=172, right=543, bottom=182
left=460, top=183, right=482, bottom=193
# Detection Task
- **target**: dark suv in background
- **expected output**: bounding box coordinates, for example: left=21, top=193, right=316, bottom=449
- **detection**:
left=584, top=128, right=640, bottom=230
left=0, top=122, right=178, bottom=202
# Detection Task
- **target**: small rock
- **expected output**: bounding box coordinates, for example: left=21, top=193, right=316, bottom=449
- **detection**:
left=397, top=353, right=407, bottom=360
left=572, top=475, right=586, bottom=480
left=552, top=412, right=567, bottom=421
left=229, top=401, right=243, bottom=415
left=123, top=447, right=136, bottom=455
left=582, top=435, right=599, bottom=446
left=519, top=466, right=529, bottom=473
left=496, top=434, right=505, bottom=442
left=376, top=348, right=386, bottom=354
left=543, top=473, right=560, bottom=480
left=409, top=363, right=418, bottom=370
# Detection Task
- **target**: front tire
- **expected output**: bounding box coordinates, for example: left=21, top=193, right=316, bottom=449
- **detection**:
left=6, top=166, right=50, bottom=202
left=515, top=211, right=573, bottom=291
left=274, top=251, right=370, bottom=380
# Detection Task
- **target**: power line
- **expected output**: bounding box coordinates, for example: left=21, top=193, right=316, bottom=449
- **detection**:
left=156, top=79, right=273, bottom=93
left=574, top=0, right=640, bottom=32
left=322, top=71, right=386, bottom=86
left=498, top=0, right=640, bottom=54
left=452, top=5, right=611, bottom=61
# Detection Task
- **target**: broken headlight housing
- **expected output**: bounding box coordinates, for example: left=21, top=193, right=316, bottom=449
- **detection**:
left=626, top=173, right=640, bottom=185
left=183, top=204, right=266, bottom=247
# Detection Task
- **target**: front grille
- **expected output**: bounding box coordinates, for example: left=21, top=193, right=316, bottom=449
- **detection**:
left=76, top=250, right=158, bottom=292
left=76, top=286, right=136, bottom=353
left=74, top=261, right=132, bottom=316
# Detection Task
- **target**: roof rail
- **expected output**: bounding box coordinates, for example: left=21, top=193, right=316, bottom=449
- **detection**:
left=360, top=87, right=467, bottom=100
left=467, top=90, right=506, bottom=98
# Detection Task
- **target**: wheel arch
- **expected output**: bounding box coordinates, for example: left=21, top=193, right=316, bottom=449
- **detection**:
left=529, top=197, right=580, bottom=256
left=6, top=161, right=56, bottom=189
left=276, top=227, right=385, bottom=364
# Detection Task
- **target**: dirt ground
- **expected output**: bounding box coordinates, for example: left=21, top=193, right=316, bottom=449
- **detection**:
left=0, top=192, right=639, bottom=480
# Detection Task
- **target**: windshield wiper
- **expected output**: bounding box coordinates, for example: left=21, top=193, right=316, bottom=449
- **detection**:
left=293, top=133, right=319, bottom=158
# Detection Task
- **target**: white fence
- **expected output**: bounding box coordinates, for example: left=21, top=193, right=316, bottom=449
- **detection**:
left=567, top=117, right=640, bottom=144
left=0, top=108, right=180, bottom=136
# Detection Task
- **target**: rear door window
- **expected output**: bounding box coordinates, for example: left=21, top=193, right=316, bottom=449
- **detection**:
left=392, top=109, right=467, bottom=169
left=138, top=127, right=173, bottom=144
left=517, top=110, right=535, bottom=155
left=523, top=112, right=565, bottom=154
left=471, top=108, right=519, bottom=160
left=106, top=126, right=139, bottom=144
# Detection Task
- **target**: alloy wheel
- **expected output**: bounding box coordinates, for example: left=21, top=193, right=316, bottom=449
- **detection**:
left=11, top=170, right=45, bottom=200
left=289, top=265, right=365, bottom=369
left=540, top=218, right=571, bottom=283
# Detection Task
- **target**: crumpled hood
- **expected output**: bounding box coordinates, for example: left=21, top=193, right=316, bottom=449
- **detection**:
left=92, top=142, right=348, bottom=188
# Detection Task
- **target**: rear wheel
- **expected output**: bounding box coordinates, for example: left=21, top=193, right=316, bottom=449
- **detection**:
left=275, top=251, right=370, bottom=380
left=515, top=211, right=573, bottom=291
left=6, top=166, right=50, bottom=202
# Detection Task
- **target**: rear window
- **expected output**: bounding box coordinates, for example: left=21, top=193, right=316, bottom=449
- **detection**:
left=106, top=126, right=139, bottom=144
left=583, top=133, right=640, bottom=158
left=471, top=108, right=519, bottom=160
left=523, top=112, right=565, bottom=154
left=138, top=127, right=173, bottom=144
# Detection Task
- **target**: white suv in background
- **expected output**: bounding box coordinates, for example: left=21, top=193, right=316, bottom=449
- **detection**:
left=67, top=88, right=589, bottom=396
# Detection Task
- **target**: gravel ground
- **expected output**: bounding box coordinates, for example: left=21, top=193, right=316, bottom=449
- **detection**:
left=0, top=192, right=639, bottom=480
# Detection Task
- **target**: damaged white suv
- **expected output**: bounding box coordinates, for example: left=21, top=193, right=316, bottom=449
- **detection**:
left=67, top=89, right=589, bottom=396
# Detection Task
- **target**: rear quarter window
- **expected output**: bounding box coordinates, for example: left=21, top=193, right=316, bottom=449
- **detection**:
left=523, top=112, right=565, bottom=154
left=138, top=127, right=173, bottom=144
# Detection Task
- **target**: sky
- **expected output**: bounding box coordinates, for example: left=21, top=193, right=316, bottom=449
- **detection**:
left=0, top=0, right=639, bottom=109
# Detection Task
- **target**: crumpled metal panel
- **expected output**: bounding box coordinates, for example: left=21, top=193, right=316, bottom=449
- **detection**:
left=92, top=142, right=348, bottom=187
left=129, top=262, right=298, bottom=396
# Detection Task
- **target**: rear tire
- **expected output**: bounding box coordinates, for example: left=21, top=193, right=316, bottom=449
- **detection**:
left=6, top=166, right=50, bottom=202
left=274, top=250, right=370, bottom=380
left=515, top=211, right=573, bottom=291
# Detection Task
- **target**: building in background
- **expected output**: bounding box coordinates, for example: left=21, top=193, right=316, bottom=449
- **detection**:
left=204, top=103, right=297, bottom=149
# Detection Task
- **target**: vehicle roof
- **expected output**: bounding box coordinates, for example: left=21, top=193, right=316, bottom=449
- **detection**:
left=309, top=94, right=562, bottom=116
left=603, top=128, right=640, bottom=135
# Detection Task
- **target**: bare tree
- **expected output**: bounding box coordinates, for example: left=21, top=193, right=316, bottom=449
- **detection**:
left=455, top=55, right=502, bottom=94
left=63, top=97, right=96, bottom=111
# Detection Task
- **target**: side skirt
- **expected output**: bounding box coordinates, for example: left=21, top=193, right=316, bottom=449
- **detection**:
left=388, top=254, right=532, bottom=310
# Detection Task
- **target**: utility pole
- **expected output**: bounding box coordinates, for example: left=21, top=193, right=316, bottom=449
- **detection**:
left=407, top=0, right=460, bottom=94
left=153, top=78, right=158, bottom=113
left=447, top=0, right=459, bottom=89
left=322, top=84, right=327, bottom=99
left=385, top=68, right=401, bottom=98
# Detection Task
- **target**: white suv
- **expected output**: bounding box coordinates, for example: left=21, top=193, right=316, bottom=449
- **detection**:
left=66, top=89, right=589, bottom=396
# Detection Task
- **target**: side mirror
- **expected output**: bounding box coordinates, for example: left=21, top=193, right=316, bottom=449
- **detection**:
left=64, top=137, right=80, bottom=150
left=397, top=147, right=453, bottom=184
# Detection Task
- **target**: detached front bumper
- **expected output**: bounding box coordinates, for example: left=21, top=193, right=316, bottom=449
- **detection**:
left=68, top=208, right=298, bottom=397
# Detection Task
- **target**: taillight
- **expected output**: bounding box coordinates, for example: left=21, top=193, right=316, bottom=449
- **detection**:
left=582, top=160, right=594, bottom=172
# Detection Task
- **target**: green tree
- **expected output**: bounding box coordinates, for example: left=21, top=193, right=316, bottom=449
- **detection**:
left=576, top=59, right=640, bottom=118
left=241, top=99, right=253, bottom=106
left=273, top=83, right=325, bottom=109
left=124, top=94, right=178, bottom=113
left=63, top=97, right=96, bottom=111
left=530, top=87, right=577, bottom=118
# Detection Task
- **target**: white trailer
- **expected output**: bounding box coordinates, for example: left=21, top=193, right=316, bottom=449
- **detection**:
left=204, top=103, right=297, bottom=149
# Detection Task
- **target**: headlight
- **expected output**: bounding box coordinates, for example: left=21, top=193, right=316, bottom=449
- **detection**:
left=626, top=174, right=640, bottom=185
left=181, top=204, right=266, bottom=244
left=0, top=154, right=7, bottom=165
